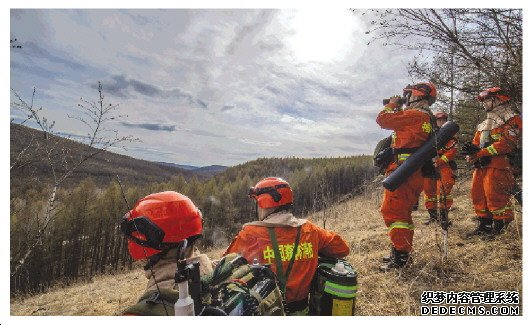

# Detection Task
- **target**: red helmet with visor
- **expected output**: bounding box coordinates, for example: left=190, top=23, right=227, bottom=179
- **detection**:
left=403, top=82, right=437, bottom=106
left=248, top=177, right=293, bottom=209
left=477, top=87, right=511, bottom=103
left=121, top=191, right=203, bottom=260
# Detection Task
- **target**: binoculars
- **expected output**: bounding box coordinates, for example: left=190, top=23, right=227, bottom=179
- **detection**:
left=383, top=97, right=405, bottom=105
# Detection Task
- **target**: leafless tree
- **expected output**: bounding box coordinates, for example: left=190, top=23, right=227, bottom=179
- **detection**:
left=356, top=9, right=522, bottom=107
left=10, top=82, right=136, bottom=277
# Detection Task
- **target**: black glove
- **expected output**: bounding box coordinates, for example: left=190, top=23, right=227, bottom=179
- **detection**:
left=473, top=156, right=492, bottom=168
left=460, top=142, right=480, bottom=156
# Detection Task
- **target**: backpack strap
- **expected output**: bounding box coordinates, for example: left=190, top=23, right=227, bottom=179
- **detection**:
left=267, top=226, right=302, bottom=293
left=285, top=227, right=302, bottom=283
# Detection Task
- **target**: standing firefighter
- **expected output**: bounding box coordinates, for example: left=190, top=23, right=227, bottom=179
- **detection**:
left=224, top=177, right=350, bottom=315
left=376, top=82, right=437, bottom=271
left=423, top=111, right=458, bottom=225
left=463, top=87, right=522, bottom=238
left=120, top=191, right=213, bottom=316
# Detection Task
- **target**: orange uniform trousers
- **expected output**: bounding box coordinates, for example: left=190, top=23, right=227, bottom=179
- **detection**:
left=424, top=165, right=455, bottom=210
left=381, top=163, right=424, bottom=252
left=471, top=167, right=514, bottom=221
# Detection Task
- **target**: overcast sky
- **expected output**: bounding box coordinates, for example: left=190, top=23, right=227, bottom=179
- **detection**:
left=10, top=9, right=417, bottom=166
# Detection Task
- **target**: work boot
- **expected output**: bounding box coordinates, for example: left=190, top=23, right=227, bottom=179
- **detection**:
left=381, top=247, right=399, bottom=262
left=486, top=220, right=510, bottom=239
left=380, top=247, right=410, bottom=271
left=465, top=217, right=493, bottom=239
left=438, top=209, right=452, bottom=230
left=424, top=209, right=438, bottom=225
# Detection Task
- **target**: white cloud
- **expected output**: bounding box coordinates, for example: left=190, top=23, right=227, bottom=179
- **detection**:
left=11, top=9, right=416, bottom=166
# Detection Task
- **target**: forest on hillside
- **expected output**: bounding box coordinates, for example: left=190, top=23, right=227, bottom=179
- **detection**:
left=10, top=155, right=377, bottom=295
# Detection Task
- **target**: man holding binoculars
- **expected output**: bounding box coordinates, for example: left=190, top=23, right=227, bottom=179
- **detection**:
left=376, top=82, right=437, bottom=271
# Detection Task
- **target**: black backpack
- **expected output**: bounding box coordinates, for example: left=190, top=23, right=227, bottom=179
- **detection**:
left=122, top=253, right=285, bottom=316
left=373, top=136, right=394, bottom=174
left=200, top=253, right=285, bottom=316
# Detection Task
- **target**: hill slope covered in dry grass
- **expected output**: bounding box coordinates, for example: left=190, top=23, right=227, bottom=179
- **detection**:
left=10, top=177, right=522, bottom=316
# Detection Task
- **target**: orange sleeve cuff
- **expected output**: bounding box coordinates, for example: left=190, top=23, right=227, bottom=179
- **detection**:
left=476, top=149, right=489, bottom=158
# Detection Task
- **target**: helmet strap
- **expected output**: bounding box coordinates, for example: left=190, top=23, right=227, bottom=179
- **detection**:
left=277, top=203, right=292, bottom=213
left=144, top=248, right=171, bottom=270
left=406, top=97, right=427, bottom=108
left=484, top=98, right=497, bottom=111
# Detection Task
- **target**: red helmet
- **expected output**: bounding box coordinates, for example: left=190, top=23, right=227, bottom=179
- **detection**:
left=477, top=87, right=510, bottom=103
left=248, top=177, right=293, bottom=209
left=121, top=191, right=203, bottom=260
left=403, top=82, right=437, bottom=105
left=434, top=111, right=448, bottom=120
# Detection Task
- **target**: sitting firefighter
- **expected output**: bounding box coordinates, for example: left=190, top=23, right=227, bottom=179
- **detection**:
left=423, top=111, right=458, bottom=226
left=224, top=177, right=350, bottom=315
left=463, top=87, right=522, bottom=238
left=120, top=191, right=286, bottom=316
left=120, top=191, right=213, bottom=316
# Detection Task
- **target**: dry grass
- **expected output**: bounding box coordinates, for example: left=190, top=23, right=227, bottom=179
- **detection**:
left=10, top=178, right=522, bottom=316
left=312, top=177, right=522, bottom=315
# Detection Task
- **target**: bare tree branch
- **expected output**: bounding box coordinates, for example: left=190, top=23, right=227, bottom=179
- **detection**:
left=10, top=82, right=137, bottom=277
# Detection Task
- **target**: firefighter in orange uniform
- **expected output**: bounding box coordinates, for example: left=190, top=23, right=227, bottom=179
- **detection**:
left=120, top=191, right=213, bottom=316
left=423, top=111, right=458, bottom=225
left=224, top=177, right=350, bottom=315
left=464, top=87, right=522, bottom=238
left=376, top=82, right=437, bottom=271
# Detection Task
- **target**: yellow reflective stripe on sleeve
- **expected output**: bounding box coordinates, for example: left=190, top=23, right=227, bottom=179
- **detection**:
left=424, top=197, right=438, bottom=202
left=398, top=153, right=411, bottom=161
left=486, top=145, right=498, bottom=156
left=383, top=106, right=394, bottom=113
left=491, top=134, right=502, bottom=141
left=440, top=155, right=449, bottom=163
left=389, top=222, right=414, bottom=231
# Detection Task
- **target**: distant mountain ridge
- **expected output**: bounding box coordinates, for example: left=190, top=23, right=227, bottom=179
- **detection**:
left=161, top=163, right=199, bottom=170
left=10, top=123, right=226, bottom=192
left=157, top=162, right=228, bottom=174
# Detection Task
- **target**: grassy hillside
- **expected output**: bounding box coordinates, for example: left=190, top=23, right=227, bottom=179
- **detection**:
left=10, top=176, right=522, bottom=316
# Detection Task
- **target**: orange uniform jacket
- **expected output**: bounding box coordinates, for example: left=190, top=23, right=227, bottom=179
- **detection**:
left=224, top=218, right=349, bottom=303
left=376, top=107, right=433, bottom=159
left=472, top=115, right=522, bottom=169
